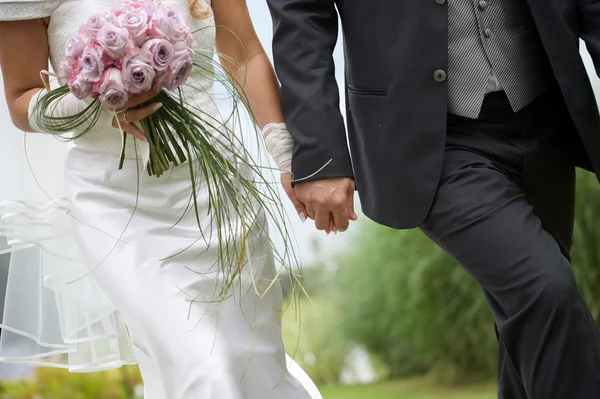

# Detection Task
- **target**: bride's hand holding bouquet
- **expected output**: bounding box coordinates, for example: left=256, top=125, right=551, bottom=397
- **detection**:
left=40, top=0, right=197, bottom=175
left=109, top=87, right=161, bottom=143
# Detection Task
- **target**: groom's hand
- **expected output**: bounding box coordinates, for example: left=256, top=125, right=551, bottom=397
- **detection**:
left=295, top=177, right=358, bottom=232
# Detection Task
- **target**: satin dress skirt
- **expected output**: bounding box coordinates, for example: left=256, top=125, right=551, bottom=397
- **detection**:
left=64, top=147, right=319, bottom=399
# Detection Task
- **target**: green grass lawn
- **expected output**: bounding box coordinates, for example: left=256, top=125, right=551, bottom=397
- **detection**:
left=319, top=377, right=496, bottom=399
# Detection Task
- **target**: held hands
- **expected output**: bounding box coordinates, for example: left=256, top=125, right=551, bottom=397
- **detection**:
left=262, top=123, right=358, bottom=234
left=111, top=87, right=162, bottom=142
left=293, top=177, right=358, bottom=233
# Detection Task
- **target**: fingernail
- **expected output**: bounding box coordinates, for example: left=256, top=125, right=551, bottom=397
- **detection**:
left=152, top=103, right=163, bottom=111
left=299, top=212, right=306, bottom=223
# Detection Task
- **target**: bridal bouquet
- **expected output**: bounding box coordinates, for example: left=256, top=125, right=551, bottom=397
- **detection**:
left=32, top=0, right=300, bottom=298
left=37, top=0, right=202, bottom=176
left=62, top=1, right=194, bottom=110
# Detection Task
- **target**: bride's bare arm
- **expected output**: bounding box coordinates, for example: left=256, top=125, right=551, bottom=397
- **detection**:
left=212, top=0, right=308, bottom=220
left=0, top=18, right=160, bottom=140
left=212, top=0, right=284, bottom=129
left=0, top=19, right=50, bottom=132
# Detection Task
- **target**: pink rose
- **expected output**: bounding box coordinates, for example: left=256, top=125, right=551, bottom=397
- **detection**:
left=151, top=3, right=188, bottom=41
left=122, top=1, right=141, bottom=8
left=98, top=25, right=132, bottom=60
left=122, top=51, right=155, bottom=94
left=185, top=33, right=196, bottom=50
left=122, top=1, right=148, bottom=12
left=140, top=1, right=157, bottom=19
left=69, top=77, right=93, bottom=100
left=85, top=14, right=108, bottom=37
left=160, top=54, right=193, bottom=91
left=79, top=45, right=105, bottom=83
left=118, top=9, right=150, bottom=46
left=98, top=68, right=129, bottom=110
left=172, top=40, right=194, bottom=57
left=120, top=1, right=156, bottom=19
left=141, top=38, right=175, bottom=72
left=65, top=34, right=86, bottom=58
left=60, top=58, right=81, bottom=82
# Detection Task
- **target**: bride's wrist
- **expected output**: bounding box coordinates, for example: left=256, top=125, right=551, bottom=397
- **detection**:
left=262, top=122, right=293, bottom=173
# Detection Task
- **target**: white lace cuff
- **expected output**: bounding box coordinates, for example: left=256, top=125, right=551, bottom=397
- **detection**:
left=262, top=122, right=293, bottom=173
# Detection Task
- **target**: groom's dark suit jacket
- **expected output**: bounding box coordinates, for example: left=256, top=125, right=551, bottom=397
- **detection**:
left=267, top=0, right=600, bottom=229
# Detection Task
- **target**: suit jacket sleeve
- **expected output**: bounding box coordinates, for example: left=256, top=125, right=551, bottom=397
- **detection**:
left=267, top=0, right=354, bottom=183
left=579, top=0, right=600, bottom=76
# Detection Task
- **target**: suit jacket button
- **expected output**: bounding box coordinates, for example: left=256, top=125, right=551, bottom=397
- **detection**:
left=434, top=69, right=447, bottom=82
left=435, top=0, right=446, bottom=4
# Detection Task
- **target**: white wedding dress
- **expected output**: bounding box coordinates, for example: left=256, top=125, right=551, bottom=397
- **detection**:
left=0, top=1, right=321, bottom=398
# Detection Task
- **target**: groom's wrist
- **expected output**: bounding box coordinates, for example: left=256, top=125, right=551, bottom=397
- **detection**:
left=291, top=153, right=354, bottom=187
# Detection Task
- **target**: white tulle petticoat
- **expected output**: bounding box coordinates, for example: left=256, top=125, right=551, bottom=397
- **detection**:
left=0, top=118, right=125, bottom=372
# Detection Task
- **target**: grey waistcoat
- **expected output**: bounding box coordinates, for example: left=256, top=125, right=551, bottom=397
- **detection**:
left=447, top=0, right=552, bottom=118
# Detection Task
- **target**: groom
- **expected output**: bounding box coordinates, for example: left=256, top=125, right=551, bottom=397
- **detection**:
left=267, top=0, right=600, bottom=397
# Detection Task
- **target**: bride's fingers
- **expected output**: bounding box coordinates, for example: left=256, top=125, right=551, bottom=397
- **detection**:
left=326, top=213, right=336, bottom=236
left=125, top=102, right=163, bottom=122
left=123, top=87, right=161, bottom=109
left=111, top=103, right=162, bottom=142
left=120, top=121, right=148, bottom=142
left=280, top=173, right=308, bottom=222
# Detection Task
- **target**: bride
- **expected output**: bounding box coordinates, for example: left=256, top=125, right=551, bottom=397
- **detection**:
left=0, top=0, right=320, bottom=398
